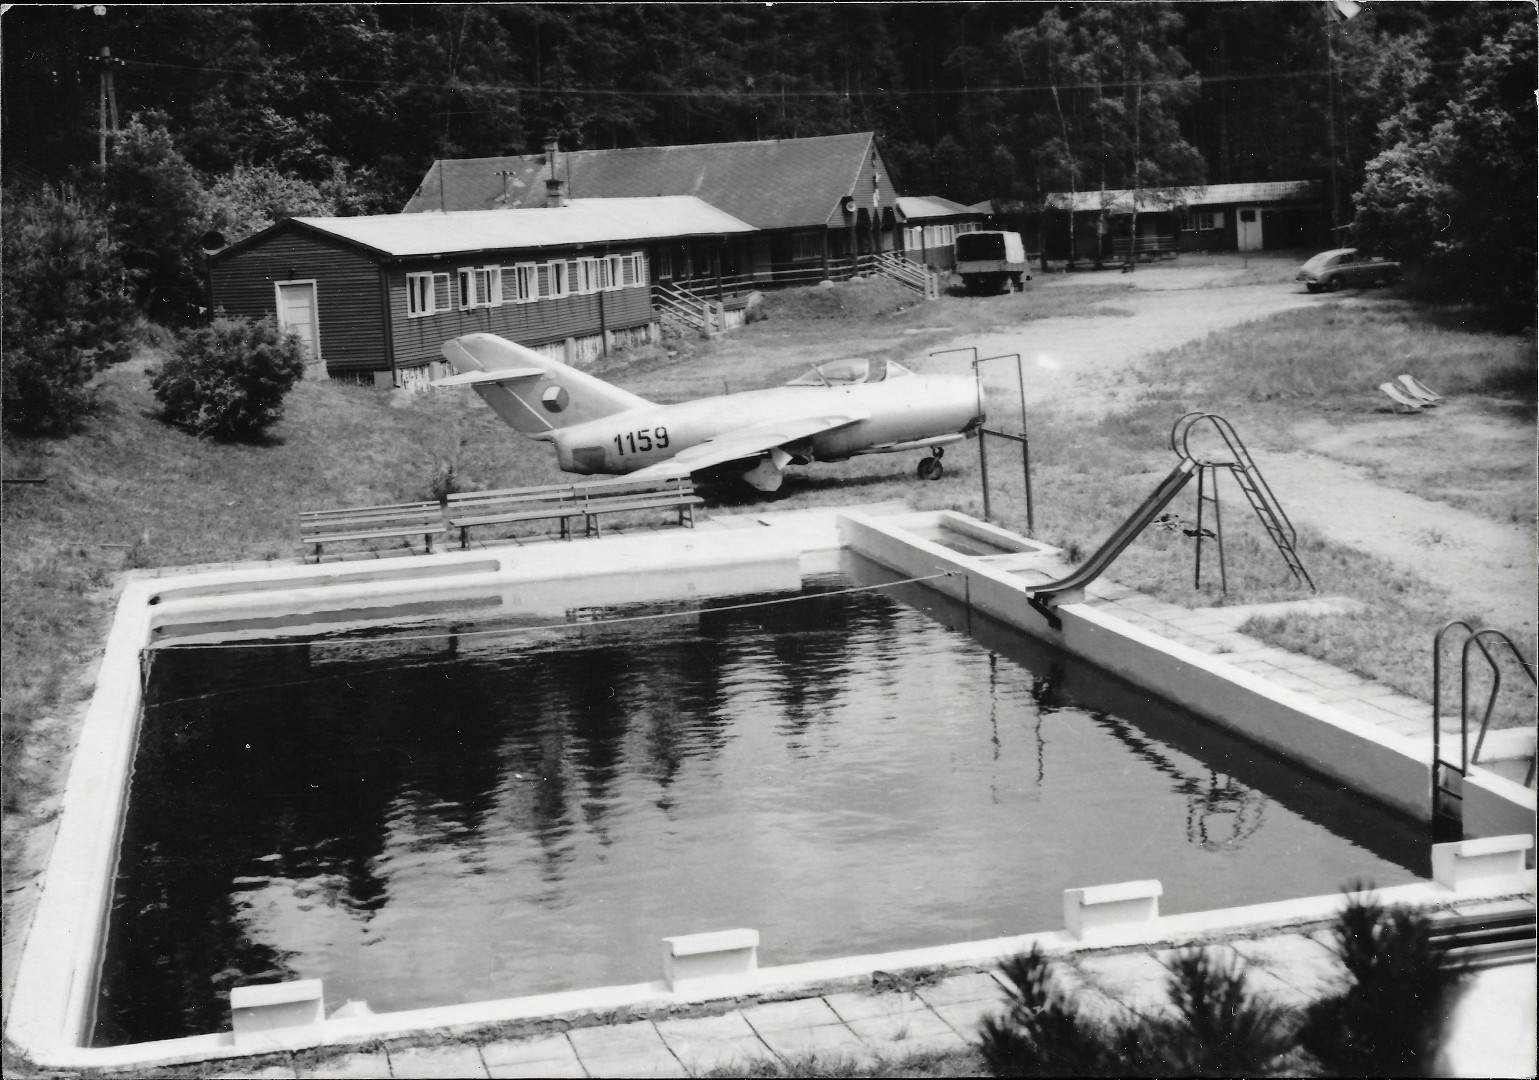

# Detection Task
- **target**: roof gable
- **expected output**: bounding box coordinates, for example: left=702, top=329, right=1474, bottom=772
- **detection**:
left=405, top=133, right=895, bottom=231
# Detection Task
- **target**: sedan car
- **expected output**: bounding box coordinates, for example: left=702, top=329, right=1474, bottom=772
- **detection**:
left=1296, top=248, right=1402, bottom=292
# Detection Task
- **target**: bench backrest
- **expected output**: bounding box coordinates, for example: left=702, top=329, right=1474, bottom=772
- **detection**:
left=445, top=475, right=694, bottom=510
left=300, top=505, right=445, bottom=537
left=445, top=483, right=579, bottom=511
left=573, top=475, right=694, bottom=500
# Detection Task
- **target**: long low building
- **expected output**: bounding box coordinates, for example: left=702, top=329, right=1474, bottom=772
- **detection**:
left=208, top=196, right=755, bottom=386
left=1043, top=181, right=1324, bottom=262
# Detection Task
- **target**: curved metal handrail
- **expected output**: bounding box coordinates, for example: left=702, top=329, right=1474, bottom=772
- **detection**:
left=1168, top=412, right=1302, bottom=551
left=1433, top=620, right=1537, bottom=797
left=1463, top=629, right=1536, bottom=769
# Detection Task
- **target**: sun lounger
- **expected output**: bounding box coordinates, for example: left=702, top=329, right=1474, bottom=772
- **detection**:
left=1379, top=382, right=1426, bottom=413
left=1398, top=374, right=1443, bottom=404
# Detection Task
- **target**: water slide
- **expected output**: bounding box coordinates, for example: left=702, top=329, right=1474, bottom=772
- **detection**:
left=1027, top=458, right=1199, bottom=628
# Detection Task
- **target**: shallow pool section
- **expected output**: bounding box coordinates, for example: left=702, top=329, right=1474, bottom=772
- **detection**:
left=96, top=556, right=1428, bottom=1044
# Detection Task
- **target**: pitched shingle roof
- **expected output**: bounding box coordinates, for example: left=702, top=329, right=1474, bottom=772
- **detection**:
left=404, top=133, right=896, bottom=231
left=215, top=198, right=754, bottom=263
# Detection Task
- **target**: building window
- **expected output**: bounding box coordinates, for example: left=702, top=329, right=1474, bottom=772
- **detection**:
left=605, top=254, right=625, bottom=291
left=477, top=266, right=500, bottom=306
left=505, top=263, right=538, bottom=303
left=546, top=260, right=569, bottom=298
left=1196, top=211, right=1224, bottom=231
left=407, top=271, right=452, bottom=317
left=573, top=256, right=602, bottom=295
left=791, top=232, right=822, bottom=262
left=407, top=272, right=433, bottom=317
left=457, top=265, right=501, bottom=309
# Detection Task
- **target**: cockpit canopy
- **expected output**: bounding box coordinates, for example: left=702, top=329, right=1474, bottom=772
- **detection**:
left=788, top=357, right=915, bottom=386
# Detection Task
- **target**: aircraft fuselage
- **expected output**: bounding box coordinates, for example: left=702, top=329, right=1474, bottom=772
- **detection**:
left=545, top=376, right=980, bottom=475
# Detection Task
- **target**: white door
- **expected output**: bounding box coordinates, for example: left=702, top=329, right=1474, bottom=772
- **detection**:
left=1236, top=208, right=1263, bottom=252
left=276, top=281, right=322, bottom=367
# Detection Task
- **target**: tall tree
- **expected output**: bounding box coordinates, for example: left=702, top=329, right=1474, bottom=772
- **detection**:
left=1354, top=8, right=1537, bottom=309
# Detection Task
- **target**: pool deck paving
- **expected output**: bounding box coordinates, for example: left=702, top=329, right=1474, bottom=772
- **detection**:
left=124, top=507, right=1534, bottom=1078
left=208, top=922, right=1535, bottom=1078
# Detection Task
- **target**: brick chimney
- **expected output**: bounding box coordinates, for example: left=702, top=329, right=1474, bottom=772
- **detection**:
left=544, top=139, right=567, bottom=208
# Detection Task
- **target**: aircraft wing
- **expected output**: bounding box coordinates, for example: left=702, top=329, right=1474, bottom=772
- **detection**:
left=627, top=412, right=868, bottom=478
left=431, top=367, right=546, bottom=388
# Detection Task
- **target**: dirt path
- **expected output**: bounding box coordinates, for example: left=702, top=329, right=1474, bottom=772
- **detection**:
left=1262, top=452, right=1536, bottom=633
left=924, top=279, right=1316, bottom=413
left=923, top=258, right=1536, bottom=634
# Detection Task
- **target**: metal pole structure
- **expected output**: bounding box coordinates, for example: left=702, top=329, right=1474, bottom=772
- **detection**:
left=98, top=47, right=110, bottom=168
left=1013, top=352, right=1034, bottom=535
left=1194, top=465, right=1208, bottom=589
left=976, top=397, right=991, bottom=522
left=980, top=352, right=1034, bottom=535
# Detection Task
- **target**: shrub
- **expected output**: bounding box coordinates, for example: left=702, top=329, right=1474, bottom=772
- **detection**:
left=151, top=316, right=307, bottom=440
left=1, top=186, right=137, bottom=436
left=1299, top=891, right=1466, bottom=1077
left=980, top=945, right=1298, bottom=1077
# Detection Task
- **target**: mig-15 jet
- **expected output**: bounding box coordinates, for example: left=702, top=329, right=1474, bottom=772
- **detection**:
left=434, top=332, right=985, bottom=492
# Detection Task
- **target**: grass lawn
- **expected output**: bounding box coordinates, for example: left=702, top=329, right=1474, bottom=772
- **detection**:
left=1, top=271, right=1533, bottom=1075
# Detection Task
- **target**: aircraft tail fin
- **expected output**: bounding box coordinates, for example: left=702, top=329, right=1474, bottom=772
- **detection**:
left=438, top=333, right=653, bottom=435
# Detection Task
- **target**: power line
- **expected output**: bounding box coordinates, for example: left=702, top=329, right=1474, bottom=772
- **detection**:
left=112, top=54, right=1406, bottom=100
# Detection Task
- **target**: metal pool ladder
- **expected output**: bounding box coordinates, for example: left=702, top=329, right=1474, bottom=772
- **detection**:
left=1431, top=620, right=1538, bottom=826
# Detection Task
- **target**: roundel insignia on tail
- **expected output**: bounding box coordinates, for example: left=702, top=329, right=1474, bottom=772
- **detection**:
left=541, top=385, right=570, bottom=413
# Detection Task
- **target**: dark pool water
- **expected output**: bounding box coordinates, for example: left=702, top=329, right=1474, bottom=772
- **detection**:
left=95, top=556, right=1430, bottom=1044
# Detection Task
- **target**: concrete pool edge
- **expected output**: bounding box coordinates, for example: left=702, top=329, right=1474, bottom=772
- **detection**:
left=7, top=504, right=1533, bottom=1071
left=11, top=875, right=1536, bottom=1073
left=838, top=508, right=1537, bottom=839
left=5, top=525, right=811, bottom=1069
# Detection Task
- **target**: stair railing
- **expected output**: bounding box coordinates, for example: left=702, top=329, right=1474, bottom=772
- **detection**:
left=1432, top=621, right=1537, bottom=823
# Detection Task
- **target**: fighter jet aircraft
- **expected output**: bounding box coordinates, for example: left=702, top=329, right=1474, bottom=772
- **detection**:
left=434, top=332, right=985, bottom=492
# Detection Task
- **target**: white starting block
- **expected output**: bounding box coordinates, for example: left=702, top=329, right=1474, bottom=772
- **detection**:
left=1432, top=835, right=1534, bottom=892
left=662, top=928, right=759, bottom=994
left=1063, top=880, right=1163, bottom=940
left=230, top=979, right=325, bottom=1052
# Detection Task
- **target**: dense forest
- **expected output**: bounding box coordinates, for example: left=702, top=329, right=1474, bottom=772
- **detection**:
left=1, top=2, right=1534, bottom=339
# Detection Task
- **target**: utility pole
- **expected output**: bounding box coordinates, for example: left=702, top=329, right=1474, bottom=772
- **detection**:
left=494, top=169, right=518, bottom=205
left=97, top=45, right=120, bottom=168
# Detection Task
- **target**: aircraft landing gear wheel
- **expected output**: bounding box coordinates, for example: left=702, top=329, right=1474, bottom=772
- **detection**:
left=917, top=456, right=943, bottom=480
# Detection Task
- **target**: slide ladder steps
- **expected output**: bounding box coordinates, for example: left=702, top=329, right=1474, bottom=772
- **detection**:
left=1176, top=412, right=1314, bottom=592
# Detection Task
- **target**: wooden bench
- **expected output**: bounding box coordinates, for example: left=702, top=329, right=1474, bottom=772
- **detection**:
left=299, top=501, right=448, bottom=562
left=571, top=475, right=703, bottom=538
left=445, top=475, right=703, bottom=547
left=444, top=482, right=587, bottom=548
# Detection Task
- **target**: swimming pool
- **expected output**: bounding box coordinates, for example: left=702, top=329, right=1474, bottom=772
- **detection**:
left=95, top=554, right=1428, bottom=1044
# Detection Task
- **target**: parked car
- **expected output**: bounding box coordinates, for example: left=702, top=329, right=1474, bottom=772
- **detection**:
left=1296, top=248, right=1402, bottom=292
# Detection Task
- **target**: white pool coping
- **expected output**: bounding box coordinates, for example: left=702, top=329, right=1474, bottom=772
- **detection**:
left=7, top=505, right=1534, bottom=1071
